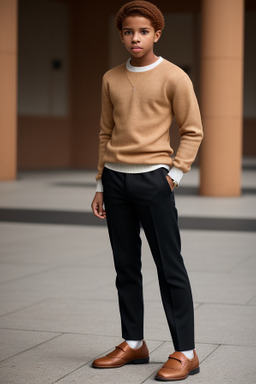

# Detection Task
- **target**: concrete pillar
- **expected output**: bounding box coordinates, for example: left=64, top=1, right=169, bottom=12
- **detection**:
left=200, top=0, right=244, bottom=196
left=0, top=0, right=17, bottom=180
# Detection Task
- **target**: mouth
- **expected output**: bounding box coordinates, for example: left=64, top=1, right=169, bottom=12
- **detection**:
left=131, top=46, right=142, bottom=51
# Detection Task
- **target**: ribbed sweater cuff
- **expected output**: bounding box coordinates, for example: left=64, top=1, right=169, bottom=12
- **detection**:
left=96, top=179, right=103, bottom=192
left=168, top=167, right=184, bottom=185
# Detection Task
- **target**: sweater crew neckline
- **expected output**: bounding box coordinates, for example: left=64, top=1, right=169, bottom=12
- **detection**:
left=126, top=57, right=163, bottom=72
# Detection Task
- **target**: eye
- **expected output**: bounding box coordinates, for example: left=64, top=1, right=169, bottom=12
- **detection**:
left=141, top=30, right=149, bottom=35
left=124, top=31, right=131, bottom=35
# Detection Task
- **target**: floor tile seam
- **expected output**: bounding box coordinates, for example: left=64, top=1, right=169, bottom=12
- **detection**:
left=51, top=362, right=90, bottom=384
left=194, top=302, right=205, bottom=311
left=142, top=299, right=250, bottom=307
left=0, top=274, right=116, bottom=295
left=0, top=297, right=118, bottom=312
left=0, top=325, right=106, bottom=336
left=228, top=254, right=255, bottom=273
left=148, top=340, right=166, bottom=354
left=140, top=342, right=176, bottom=384
left=2, top=327, right=230, bottom=351
left=0, top=332, right=63, bottom=364
left=195, top=341, right=219, bottom=346
left=0, top=261, right=53, bottom=267
left=196, top=341, right=256, bottom=348
left=196, top=343, right=256, bottom=365
left=247, top=293, right=256, bottom=305
left=245, top=294, right=256, bottom=306
left=199, top=344, right=221, bottom=365
left=1, top=265, right=251, bottom=281
left=0, top=298, right=51, bottom=319
left=144, top=339, right=256, bottom=347
left=246, top=294, right=256, bottom=305
left=1, top=325, right=252, bottom=350
left=0, top=326, right=64, bottom=334
left=54, top=265, right=117, bottom=273
left=63, top=297, right=118, bottom=303
left=140, top=366, right=162, bottom=383
left=209, top=342, right=256, bottom=348
left=0, top=328, right=158, bottom=344
left=0, top=298, right=254, bottom=320
left=188, top=268, right=243, bottom=273
left=190, top=270, right=230, bottom=277
left=0, top=265, right=65, bottom=287
left=193, top=300, right=256, bottom=306
left=0, top=328, right=123, bottom=340
left=0, top=331, right=183, bottom=350
left=193, top=301, right=256, bottom=308
left=54, top=264, right=115, bottom=270
left=50, top=338, right=167, bottom=380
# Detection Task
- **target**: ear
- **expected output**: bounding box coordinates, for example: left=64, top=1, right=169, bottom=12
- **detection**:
left=119, top=30, right=124, bottom=43
left=154, top=30, right=162, bottom=43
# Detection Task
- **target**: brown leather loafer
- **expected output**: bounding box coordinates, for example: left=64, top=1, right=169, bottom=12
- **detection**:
left=155, top=350, right=200, bottom=381
left=92, top=340, right=149, bottom=368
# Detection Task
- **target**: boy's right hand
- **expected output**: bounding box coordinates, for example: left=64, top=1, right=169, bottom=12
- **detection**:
left=91, top=192, right=106, bottom=219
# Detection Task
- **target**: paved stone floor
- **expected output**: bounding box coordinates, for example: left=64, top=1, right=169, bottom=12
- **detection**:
left=0, top=164, right=256, bottom=383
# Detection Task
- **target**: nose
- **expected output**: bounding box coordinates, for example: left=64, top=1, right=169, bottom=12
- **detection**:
left=132, top=32, right=140, bottom=43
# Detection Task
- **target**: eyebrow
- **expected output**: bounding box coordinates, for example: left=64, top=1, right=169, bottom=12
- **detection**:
left=122, top=27, right=151, bottom=30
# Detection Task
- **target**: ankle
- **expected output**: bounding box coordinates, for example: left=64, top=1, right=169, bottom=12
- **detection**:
left=125, top=339, right=143, bottom=349
left=179, top=350, right=194, bottom=359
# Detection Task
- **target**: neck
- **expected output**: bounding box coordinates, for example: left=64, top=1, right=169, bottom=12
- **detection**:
left=130, top=53, right=158, bottom=67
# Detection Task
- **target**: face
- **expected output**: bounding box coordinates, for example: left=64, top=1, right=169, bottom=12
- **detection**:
left=120, top=16, right=161, bottom=66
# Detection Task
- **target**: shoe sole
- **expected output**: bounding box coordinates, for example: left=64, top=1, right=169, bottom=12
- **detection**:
left=92, top=357, right=149, bottom=369
left=155, top=366, right=200, bottom=381
left=127, top=357, right=150, bottom=365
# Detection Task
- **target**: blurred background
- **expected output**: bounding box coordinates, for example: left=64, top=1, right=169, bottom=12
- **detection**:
left=1, top=0, right=256, bottom=196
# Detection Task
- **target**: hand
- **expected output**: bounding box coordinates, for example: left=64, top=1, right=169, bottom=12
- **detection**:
left=166, top=175, right=175, bottom=192
left=91, top=192, right=106, bottom=219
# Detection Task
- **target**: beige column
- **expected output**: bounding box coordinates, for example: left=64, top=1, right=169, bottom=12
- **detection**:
left=0, top=0, right=17, bottom=180
left=200, top=0, right=244, bottom=196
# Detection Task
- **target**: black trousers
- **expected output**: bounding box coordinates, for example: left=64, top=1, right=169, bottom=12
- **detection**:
left=102, top=167, right=195, bottom=351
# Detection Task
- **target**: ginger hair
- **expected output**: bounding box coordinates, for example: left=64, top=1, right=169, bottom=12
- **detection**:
left=116, top=1, right=165, bottom=32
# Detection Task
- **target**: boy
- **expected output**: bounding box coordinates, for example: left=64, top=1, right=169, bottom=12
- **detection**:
left=91, top=1, right=203, bottom=381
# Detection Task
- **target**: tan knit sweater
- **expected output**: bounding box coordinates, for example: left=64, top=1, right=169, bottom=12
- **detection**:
left=96, top=59, right=203, bottom=180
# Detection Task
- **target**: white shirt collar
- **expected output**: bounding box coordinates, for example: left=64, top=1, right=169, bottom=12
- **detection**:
left=126, top=56, right=163, bottom=72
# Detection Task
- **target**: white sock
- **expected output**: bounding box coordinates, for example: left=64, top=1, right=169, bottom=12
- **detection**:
left=126, top=340, right=143, bottom=349
left=180, top=350, right=194, bottom=359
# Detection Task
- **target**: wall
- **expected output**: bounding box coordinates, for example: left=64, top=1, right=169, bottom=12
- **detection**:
left=18, top=0, right=71, bottom=169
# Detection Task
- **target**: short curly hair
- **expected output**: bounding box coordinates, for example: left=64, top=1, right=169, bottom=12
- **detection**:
left=116, top=1, right=165, bottom=32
